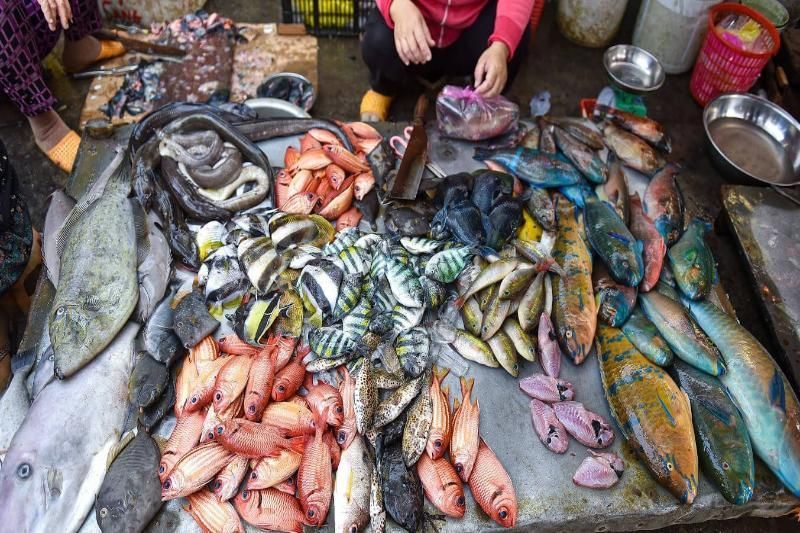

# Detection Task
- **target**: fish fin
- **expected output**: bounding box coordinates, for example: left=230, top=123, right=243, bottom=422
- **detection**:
left=459, top=376, right=474, bottom=400
left=131, top=198, right=150, bottom=265
left=769, top=370, right=787, bottom=413
left=287, top=436, right=306, bottom=455
left=453, top=397, right=461, bottom=412
left=432, top=365, right=450, bottom=384
left=473, top=148, right=492, bottom=161
left=106, top=429, right=136, bottom=470
left=303, top=373, right=314, bottom=392
left=441, top=385, right=450, bottom=402
left=476, top=246, right=500, bottom=259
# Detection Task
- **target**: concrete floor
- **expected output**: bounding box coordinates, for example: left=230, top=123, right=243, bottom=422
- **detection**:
left=0, top=0, right=797, bottom=530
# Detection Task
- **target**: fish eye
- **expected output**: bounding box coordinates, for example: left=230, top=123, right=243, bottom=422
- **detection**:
left=667, top=462, right=674, bottom=471
left=242, top=490, right=250, bottom=500
left=99, top=508, right=108, bottom=518
left=336, top=406, right=343, bottom=414
left=434, top=440, right=442, bottom=449
left=55, top=306, right=66, bottom=317
left=250, top=472, right=257, bottom=480
left=162, top=479, right=171, bottom=490
left=213, top=480, right=222, bottom=489
left=565, top=330, right=573, bottom=339
left=190, top=396, right=198, bottom=404
left=337, top=431, right=346, bottom=444
left=248, top=405, right=256, bottom=413
left=597, top=438, right=603, bottom=445
left=622, top=260, right=629, bottom=268
left=207, top=431, right=215, bottom=440
left=546, top=437, right=551, bottom=444
left=457, top=496, right=465, bottom=506
left=215, top=392, right=222, bottom=401
left=159, top=464, right=166, bottom=474
left=499, top=509, right=508, bottom=519
left=307, top=509, right=315, bottom=518
left=454, top=463, right=463, bottom=474
left=722, top=462, right=729, bottom=470
left=216, top=426, right=224, bottom=435
left=349, top=526, right=358, bottom=533
left=16, top=463, right=31, bottom=479
left=278, top=385, right=285, bottom=392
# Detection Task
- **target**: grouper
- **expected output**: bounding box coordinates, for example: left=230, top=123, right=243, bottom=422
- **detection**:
left=0, top=322, right=138, bottom=533
left=49, top=151, right=138, bottom=378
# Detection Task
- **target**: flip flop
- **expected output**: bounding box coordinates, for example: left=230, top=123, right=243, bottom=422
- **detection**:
left=45, top=130, right=81, bottom=173
left=360, top=90, right=393, bottom=122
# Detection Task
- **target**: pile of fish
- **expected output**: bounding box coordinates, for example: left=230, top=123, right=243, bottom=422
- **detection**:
left=469, top=108, right=800, bottom=505
left=273, top=122, right=381, bottom=228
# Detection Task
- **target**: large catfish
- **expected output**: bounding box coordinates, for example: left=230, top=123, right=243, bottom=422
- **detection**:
left=0, top=322, right=138, bottom=533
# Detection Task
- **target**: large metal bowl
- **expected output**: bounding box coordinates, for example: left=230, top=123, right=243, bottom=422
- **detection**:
left=243, top=97, right=311, bottom=119
left=603, top=45, right=665, bottom=94
left=703, top=93, right=800, bottom=186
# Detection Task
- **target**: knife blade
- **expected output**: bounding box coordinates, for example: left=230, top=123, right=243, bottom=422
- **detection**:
left=94, top=29, right=186, bottom=57
left=389, top=95, right=429, bottom=200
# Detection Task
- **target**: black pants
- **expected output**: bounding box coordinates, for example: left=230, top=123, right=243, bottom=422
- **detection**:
left=361, top=2, right=529, bottom=96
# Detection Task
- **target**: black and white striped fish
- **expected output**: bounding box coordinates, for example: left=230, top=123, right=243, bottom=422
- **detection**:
left=237, top=236, right=284, bottom=294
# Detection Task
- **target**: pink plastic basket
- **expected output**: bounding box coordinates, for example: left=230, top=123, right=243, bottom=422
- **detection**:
left=689, top=3, right=780, bottom=106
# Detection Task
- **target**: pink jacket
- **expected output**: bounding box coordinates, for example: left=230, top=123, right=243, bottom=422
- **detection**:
left=376, top=0, right=534, bottom=59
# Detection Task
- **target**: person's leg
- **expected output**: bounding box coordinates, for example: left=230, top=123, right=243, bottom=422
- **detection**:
left=360, top=8, right=407, bottom=121
left=62, top=0, right=124, bottom=73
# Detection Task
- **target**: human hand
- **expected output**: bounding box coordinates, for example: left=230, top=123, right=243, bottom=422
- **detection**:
left=474, top=42, right=510, bottom=97
left=38, top=0, right=72, bottom=31
left=389, top=0, right=434, bottom=66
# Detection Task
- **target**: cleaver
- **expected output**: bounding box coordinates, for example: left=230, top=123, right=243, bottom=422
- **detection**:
left=389, top=95, right=429, bottom=200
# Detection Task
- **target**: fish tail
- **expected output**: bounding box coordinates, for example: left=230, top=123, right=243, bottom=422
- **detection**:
left=453, top=296, right=466, bottom=309
left=288, top=435, right=306, bottom=454
left=460, top=376, right=474, bottom=400
left=472, top=148, right=491, bottom=161
left=441, top=385, right=450, bottom=401
left=433, top=365, right=450, bottom=384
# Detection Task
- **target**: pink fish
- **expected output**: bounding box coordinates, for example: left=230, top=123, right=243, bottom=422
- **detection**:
left=573, top=450, right=625, bottom=489
left=282, top=192, right=320, bottom=215
left=529, top=399, right=569, bottom=453
left=519, top=374, right=574, bottom=403
left=353, top=172, right=375, bottom=201
left=629, top=193, right=666, bottom=292
left=553, top=401, right=615, bottom=449
left=537, top=313, right=561, bottom=378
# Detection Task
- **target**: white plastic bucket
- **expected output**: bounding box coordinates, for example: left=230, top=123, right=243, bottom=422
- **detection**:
left=632, top=0, right=721, bottom=74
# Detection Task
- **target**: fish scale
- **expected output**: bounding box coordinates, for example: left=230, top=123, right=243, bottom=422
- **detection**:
left=400, top=236, right=444, bottom=255
left=354, top=358, right=378, bottom=434
left=342, top=297, right=373, bottom=337
left=402, top=372, right=433, bottom=466
left=386, top=256, right=424, bottom=308
left=323, top=227, right=360, bottom=255
left=338, top=245, right=370, bottom=275
left=373, top=374, right=425, bottom=428
left=389, top=305, right=424, bottom=334
left=309, top=327, right=358, bottom=359
left=424, top=246, right=472, bottom=283
left=331, top=274, right=363, bottom=322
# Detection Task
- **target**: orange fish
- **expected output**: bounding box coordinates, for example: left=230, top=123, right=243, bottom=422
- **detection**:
left=325, top=163, right=346, bottom=191
left=219, top=334, right=260, bottom=356
left=315, top=177, right=333, bottom=200
left=346, top=121, right=382, bottom=140
left=174, top=359, right=197, bottom=419
left=214, top=418, right=305, bottom=459
left=190, top=335, right=219, bottom=362
left=417, top=454, right=466, bottom=518
left=282, top=192, right=320, bottom=215
left=336, top=207, right=362, bottom=232
left=304, top=376, right=344, bottom=427
left=160, top=409, right=206, bottom=481
left=288, top=169, right=315, bottom=198
left=274, top=169, right=293, bottom=209
left=272, top=348, right=306, bottom=401
left=468, top=438, right=518, bottom=528
left=264, top=334, right=300, bottom=371
left=200, top=405, right=222, bottom=444
left=247, top=449, right=302, bottom=490
left=319, top=182, right=354, bottom=220
left=426, top=367, right=452, bottom=460
left=213, top=455, right=250, bottom=501
left=244, top=349, right=277, bottom=421
left=300, top=133, right=322, bottom=152
left=336, top=367, right=357, bottom=450
left=235, top=488, right=307, bottom=533
left=261, top=401, right=316, bottom=436
left=284, top=146, right=301, bottom=168
left=308, top=128, right=343, bottom=146
left=353, top=171, right=375, bottom=201
left=274, top=476, right=297, bottom=495
left=292, top=148, right=333, bottom=171
left=450, top=376, right=480, bottom=482
left=323, top=429, right=341, bottom=469
left=321, top=175, right=354, bottom=208
left=183, top=356, right=229, bottom=415
left=356, top=137, right=381, bottom=154
left=322, top=144, right=369, bottom=173
left=213, top=356, right=253, bottom=414
left=185, top=489, right=245, bottom=533
left=161, top=441, right=235, bottom=500
left=298, top=408, right=333, bottom=526
left=339, top=122, right=361, bottom=151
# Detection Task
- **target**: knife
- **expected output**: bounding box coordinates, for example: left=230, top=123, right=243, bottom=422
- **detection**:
left=389, top=94, right=429, bottom=200
left=94, top=29, right=186, bottom=57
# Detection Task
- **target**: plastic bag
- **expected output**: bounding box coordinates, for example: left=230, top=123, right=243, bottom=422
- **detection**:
left=436, top=85, right=519, bottom=141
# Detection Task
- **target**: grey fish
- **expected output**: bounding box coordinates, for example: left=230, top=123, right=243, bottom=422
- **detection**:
left=334, top=435, right=373, bottom=533
left=142, top=292, right=182, bottom=366
left=402, top=373, right=433, bottom=466
left=331, top=273, right=363, bottom=322
left=373, top=374, right=425, bottom=428
left=0, top=323, right=137, bottom=533
left=386, top=256, right=424, bottom=308
left=527, top=188, right=556, bottom=231
left=381, top=443, right=423, bottom=532
left=129, top=351, right=169, bottom=408
left=172, top=290, right=219, bottom=349
left=0, top=371, right=29, bottom=463
left=49, top=161, right=138, bottom=379
left=139, top=374, right=175, bottom=432
left=42, top=189, right=75, bottom=286
left=96, top=428, right=162, bottom=533
left=134, top=210, right=171, bottom=323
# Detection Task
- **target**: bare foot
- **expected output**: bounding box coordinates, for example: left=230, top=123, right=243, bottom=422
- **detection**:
left=62, top=35, right=101, bottom=73
left=28, top=110, right=70, bottom=153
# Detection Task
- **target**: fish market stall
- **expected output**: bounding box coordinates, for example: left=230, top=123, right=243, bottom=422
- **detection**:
left=3, top=65, right=800, bottom=533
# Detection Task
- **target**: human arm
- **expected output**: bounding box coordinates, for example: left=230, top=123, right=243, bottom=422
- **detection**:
left=37, top=0, right=73, bottom=31
left=377, top=0, right=434, bottom=65
left=475, top=0, right=535, bottom=96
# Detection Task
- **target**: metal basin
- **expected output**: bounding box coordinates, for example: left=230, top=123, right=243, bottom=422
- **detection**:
left=703, top=93, right=800, bottom=186
left=243, top=97, right=310, bottom=119
left=603, top=45, right=665, bottom=94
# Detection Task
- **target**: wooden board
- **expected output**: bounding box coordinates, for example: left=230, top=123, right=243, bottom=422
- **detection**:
left=78, top=23, right=318, bottom=128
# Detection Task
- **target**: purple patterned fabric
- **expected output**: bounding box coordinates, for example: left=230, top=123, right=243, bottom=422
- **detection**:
left=0, top=0, right=101, bottom=117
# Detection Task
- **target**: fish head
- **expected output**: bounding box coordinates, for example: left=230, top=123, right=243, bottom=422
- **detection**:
left=233, top=488, right=259, bottom=518
left=96, top=485, right=138, bottom=533
left=325, top=397, right=345, bottom=427
left=336, top=421, right=356, bottom=450
left=49, top=295, right=104, bottom=378
left=490, top=489, right=517, bottom=528
left=557, top=324, right=585, bottom=364
left=158, top=454, right=178, bottom=482
left=442, top=483, right=467, bottom=518
left=451, top=451, right=473, bottom=482
left=426, top=429, right=447, bottom=459
left=0, top=449, right=52, bottom=529
left=652, top=451, right=698, bottom=504
left=303, top=491, right=329, bottom=526
left=161, top=468, right=188, bottom=500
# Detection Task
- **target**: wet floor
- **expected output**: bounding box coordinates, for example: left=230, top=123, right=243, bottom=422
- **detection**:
left=0, top=1, right=797, bottom=530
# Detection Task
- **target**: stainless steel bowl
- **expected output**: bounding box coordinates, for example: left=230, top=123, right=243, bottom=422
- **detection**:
left=703, top=93, right=800, bottom=187
left=603, top=45, right=665, bottom=94
left=260, top=72, right=316, bottom=111
left=244, top=97, right=311, bottom=119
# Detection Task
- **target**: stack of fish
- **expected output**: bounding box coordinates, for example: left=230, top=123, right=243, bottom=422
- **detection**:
left=470, top=109, right=800, bottom=506
left=274, top=122, right=381, bottom=227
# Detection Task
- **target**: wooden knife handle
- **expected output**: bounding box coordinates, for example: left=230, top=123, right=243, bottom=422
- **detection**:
left=414, top=95, right=428, bottom=122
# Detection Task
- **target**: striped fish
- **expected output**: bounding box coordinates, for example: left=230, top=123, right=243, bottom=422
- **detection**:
left=390, top=305, right=424, bottom=334
left=338, top=246, right=371, bottom=275
left=233, top=295, right=283, bottom=344
left=298, top=261, right=343, bottom=322
left=195, top=220, right=226, bottom=261
left=309, top=327, right=359, bottom=359
left=354, top=233, right=382, bottom=250
left=400, top=236, right=444, bottom=255
left=386, top=256, right=424, bottom=308
left=237, top=236, right=285, bottom=294
left=424, top=246, right=473, bottom=283
left=420, top=276, right=446, bottom=309
left=269, top=214, right=335, bottom=251
left=229, top=212, right=273, bottom=237
left=369, top=252, right=388, bottom=281
left=389, top=245, right=411, bottom=266
left=343, top=297, right=373, bottom=338
left=323, top=227, right=360, bottom=255
left=203, top=244, right=249, bottom=318
left=332, top=274, right=363, bottom=322
left=373, top=279, right=397, bottom=312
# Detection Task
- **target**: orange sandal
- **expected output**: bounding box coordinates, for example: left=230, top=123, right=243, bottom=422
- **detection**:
left=46, top=130, right=81, bottom=173
left=360, top=90, right=393, bottom=122
left=97, top=39, right=126, bottom=61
